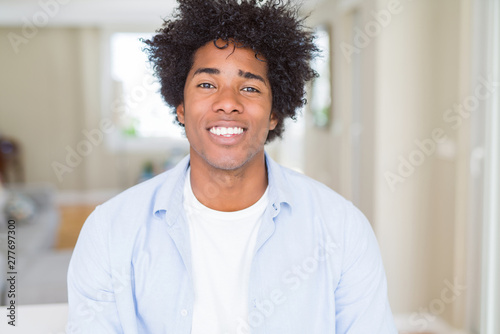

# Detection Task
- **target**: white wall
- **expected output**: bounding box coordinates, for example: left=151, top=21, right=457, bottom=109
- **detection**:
left=0, top=0, right=473, bottom=328
left=374, top=0, right=448, bottom=316
left=304, top=0, right=470, bottom=329
left=0, top=27, right=184, bottom=192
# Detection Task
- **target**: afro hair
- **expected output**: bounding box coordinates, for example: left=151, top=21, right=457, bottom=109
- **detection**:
left=144, top=0, right=319, bottom=142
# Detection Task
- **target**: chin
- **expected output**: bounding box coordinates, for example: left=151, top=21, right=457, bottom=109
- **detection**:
left=205, top=156, right=246, bottom=171
left=204, top=150, right=260, bottom=171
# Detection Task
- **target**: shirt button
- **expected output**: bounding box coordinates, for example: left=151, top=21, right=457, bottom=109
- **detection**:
left=181, top=309, right=188, bottom=317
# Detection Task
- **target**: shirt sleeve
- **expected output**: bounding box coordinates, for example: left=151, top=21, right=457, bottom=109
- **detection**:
left=334, top=204, right=397, bottom=334
left=67, top=206, right=124, bottom=334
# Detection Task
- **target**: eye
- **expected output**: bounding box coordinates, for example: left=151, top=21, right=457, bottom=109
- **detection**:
left=242, top=87, right=260, bottom=93
left=198, top=83, right=215, bottom=89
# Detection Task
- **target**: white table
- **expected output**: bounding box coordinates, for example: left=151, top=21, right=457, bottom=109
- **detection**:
left=0, top=303, right=68, bottom=334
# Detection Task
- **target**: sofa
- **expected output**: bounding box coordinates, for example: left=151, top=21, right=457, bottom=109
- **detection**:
left=0, top=183, right=72, bottom=305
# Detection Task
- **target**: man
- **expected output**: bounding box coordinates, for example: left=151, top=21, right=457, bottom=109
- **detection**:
left=67, top=0, right=397, bottom=333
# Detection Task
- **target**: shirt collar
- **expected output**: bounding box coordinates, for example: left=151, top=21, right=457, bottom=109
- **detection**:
left=153, top=154, right=190, bottom=223
left=152, top=151, right=294, bottom=222
left=264, top=151, right=294, bottom=214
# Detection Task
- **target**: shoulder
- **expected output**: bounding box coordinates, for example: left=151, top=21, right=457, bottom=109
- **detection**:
left=270, top=162, right=371, bottom=240
left=271, top=161, right=351, bottom=211
left=88, top=156, right=189, bottom=231
left=276, top=166, right=378, bottom=262
left=100, top=171, right=170, bottom=213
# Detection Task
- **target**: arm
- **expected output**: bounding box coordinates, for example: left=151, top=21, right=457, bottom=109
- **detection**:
left=334, top=204, right=397, bottom=334
left=67, top=206, right=123, bottom=334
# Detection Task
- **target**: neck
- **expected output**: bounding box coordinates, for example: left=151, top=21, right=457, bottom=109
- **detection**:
left=189, top=152, right=268, bottom=212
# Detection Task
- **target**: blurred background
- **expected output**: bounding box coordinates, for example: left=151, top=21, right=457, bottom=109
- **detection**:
left=0, top=0, right=498, bottom=333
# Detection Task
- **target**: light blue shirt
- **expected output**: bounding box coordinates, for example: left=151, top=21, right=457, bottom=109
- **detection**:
left=67, top=153, right=397, bottom=334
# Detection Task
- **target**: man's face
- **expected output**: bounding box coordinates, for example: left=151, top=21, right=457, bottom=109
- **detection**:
left=177, top=40, right=277, bottom=171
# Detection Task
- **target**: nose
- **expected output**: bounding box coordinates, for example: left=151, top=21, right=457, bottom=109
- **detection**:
left=212, top=87, right=243, bottom=114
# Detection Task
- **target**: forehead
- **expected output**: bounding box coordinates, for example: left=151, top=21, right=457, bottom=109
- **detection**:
left=190, top=41, right=268, bottom=77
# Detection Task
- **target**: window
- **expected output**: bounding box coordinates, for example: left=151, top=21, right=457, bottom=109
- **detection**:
left=104, top=31, right=188, bottom=151
left=470, top=1, right=500, bottom=333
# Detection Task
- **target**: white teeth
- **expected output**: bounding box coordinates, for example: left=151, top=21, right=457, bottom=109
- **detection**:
left=210, top=127, right=244, bottom=136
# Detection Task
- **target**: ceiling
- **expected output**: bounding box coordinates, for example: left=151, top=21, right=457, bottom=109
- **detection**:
left=0, top=0, right=325, bottom=27
left=0, top=0, right=177, bottom=27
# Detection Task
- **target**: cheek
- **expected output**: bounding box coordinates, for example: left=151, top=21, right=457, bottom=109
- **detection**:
left=182, top=102, right=205, bottom=131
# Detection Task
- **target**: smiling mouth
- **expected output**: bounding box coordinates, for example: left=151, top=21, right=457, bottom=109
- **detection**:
left=209, top=126, right=244, bottom=137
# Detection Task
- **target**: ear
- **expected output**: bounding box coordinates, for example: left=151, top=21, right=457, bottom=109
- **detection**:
left=269, top=112, right=278, bottom=131
left=176, top=103, right=185, bottom=125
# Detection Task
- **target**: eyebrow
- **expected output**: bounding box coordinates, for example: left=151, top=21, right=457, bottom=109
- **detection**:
left=192, top=67, right=267, bottom=85
left=193, top=67, right=220, bottom=76
left=238, top=70, right=266, bottom=84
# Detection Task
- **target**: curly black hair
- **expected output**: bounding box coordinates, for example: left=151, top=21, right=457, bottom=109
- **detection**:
left=144, top=0, right=318, bottom=142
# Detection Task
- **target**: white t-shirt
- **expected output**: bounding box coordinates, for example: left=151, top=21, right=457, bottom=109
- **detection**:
left=183, top=168, right=268, bottom=334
